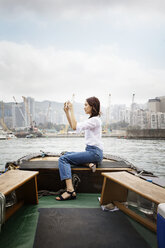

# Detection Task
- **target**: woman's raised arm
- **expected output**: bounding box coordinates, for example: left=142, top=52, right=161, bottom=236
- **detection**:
left=67, top=101, right=77, bottom=130
left=64, top=102, right=72, bottom=128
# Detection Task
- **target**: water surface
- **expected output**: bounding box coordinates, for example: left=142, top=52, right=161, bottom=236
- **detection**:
left=0, top=137, right=165, bottom=179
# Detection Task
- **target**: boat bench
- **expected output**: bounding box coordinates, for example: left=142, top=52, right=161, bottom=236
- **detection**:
left=0, top=170, right=39, bottom=221
left=100, top=171, right=165, bottom=232
left=19, top=157, right=133, bottom=193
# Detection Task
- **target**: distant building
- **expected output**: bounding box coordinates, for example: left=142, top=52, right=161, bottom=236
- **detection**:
left=158, top=96, right=165, bottom=113
left=148, top=96, right=165, bottom=113
left=148, top=98, right=160, bottom=112
left=150, top=112, right=165, bottom=129
left=24, top=97, right=35, bottom=126
left=133, top=109, right=150, bottom=129
left=27, top=97, right=35, bottom=123
left=111, top=104, right=127, bottom=122
left=1, top=102, right=13, bottom=129
left=2, top=95, right=165, bottom=130
left=146, top=96, right=165, bottom=129
left=119, top=108, right=130, bottom=123
left=158, top=112, right=165, bottom=129
left=150, top=113, right=158, bottom=129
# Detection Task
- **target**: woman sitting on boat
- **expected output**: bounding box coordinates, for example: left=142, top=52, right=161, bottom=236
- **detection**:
left=56, top=96, right=103, bottom=201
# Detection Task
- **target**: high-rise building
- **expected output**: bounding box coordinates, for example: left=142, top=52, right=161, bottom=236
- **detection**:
left=158, top=112, right=165, bottom=129
left=26, top=97, right=35, bottom=126
left=150, top=112, right=165, bottom=129
left=134, top=109, right=150, bottom=129
left=158, top=96, right=165, bottom=113
left=148, top=98, right=161, bottom=112
left=150, top=113, right=158, bottom=129
left=148, top=96, right=165, bottom=113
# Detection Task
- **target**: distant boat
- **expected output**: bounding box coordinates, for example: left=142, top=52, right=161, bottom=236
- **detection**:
left=26, top=134, right=34, bottom=138
left=0, top=131, right=7, bottom=140
left=14, top=127, right=43, bottom=138
left=0, top=126, right=17, bottom=140
left=6, top=132, right=17, bottom=139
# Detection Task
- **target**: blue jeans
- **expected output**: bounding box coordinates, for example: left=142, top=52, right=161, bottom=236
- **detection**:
left=58, top=145, right=103, bottom=181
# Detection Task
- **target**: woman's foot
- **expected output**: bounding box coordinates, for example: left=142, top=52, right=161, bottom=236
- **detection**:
left=56, top=190, right=76, bottom=201
left=89, top=163, right=96, bottom=173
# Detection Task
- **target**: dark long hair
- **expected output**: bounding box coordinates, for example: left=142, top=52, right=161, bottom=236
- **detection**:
left=86, top=96, right=101, bottom=118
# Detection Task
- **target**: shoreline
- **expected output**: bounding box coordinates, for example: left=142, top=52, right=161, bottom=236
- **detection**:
left=39, top=134, right=165, bottom=140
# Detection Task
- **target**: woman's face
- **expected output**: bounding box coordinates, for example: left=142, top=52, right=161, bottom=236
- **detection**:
left=84, top=101, right=92, bottom=115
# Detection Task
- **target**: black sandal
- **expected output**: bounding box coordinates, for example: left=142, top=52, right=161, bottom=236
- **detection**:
left=56, top=191, right=76, bottom=201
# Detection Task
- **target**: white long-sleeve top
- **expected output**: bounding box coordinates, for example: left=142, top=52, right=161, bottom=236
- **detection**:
left=76, top=116, right=103, bottom=150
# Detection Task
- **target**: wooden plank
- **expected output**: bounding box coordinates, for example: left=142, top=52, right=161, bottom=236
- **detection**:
left=100, top=177, right=127, bottom=205
left=21, top=167, right=132, bottom=171
left=5, top=201, right=24, bottom=221
left=31, top=157, right=115, bottom=162
left=0, top=170, right=39, bottom=195
left=72, top=168, right=132, bottom=171
left=100, top=177, right=109, bottom=205
left=31, top=157, right=59, bottom=161
left=0, top=170, right=39, bottom=221
left=22, top=176, right=39, bottom=204
left=114, top=201, right=157, bottom=233
left=102, top=172, right=165, bottom=204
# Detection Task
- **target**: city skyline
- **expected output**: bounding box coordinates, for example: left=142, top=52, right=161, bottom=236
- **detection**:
left=1, top=95, right=165, bottom=129
left=0, top=1, right=165, bottom=106
left=0, top=94, right=163, bottom=108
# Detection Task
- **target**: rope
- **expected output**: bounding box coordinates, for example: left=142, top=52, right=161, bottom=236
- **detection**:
left=38, top=174, right=81, bottom=198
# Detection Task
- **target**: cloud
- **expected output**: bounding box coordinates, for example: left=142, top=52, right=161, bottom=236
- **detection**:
left=0, top=41, right=165, bottom=106
left=0, top=0, right=165, bottom=22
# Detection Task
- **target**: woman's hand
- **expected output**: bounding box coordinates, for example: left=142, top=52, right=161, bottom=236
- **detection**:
left=67, top=101, right=73, bottom=111
left=64, top=101, right=76, bottom=130
left=64, top=102, right=69, bottom=113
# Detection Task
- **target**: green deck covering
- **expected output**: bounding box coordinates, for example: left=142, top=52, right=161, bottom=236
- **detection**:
left=0, top=194, right=157, bottom=248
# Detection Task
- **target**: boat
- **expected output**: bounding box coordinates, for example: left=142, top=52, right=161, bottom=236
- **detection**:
left=0, top=133, right=7, bottom=140
left=0, top=126, right=17, bottom=140
left=25, top=134, right=35, bottom=138
left=14, top=127, right=43, bottom=138
left=0, top=151, right=165, bottom=248
left=0, top=125, right=8, bottom=140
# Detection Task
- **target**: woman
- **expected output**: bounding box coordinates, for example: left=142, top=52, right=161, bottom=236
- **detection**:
left=56, top=96, right=103, bottom=201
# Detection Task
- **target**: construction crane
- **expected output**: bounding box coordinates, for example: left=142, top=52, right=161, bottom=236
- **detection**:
left=132, top=93, right=135, bottom=109
left=13, top=96, right=26, bottom=125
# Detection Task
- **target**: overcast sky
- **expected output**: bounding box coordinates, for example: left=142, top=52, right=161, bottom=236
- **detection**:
left=0, top=0, right=165, bottom=107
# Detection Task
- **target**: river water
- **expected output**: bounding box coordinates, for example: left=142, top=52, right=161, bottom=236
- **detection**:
left=0, top=137, right=165, bottom=179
